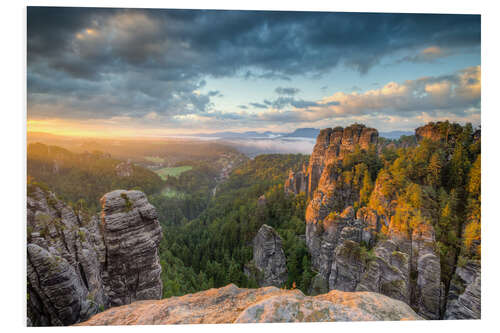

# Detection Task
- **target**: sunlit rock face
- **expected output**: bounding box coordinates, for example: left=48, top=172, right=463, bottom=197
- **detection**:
left=284, top=162, right=308, bottom=195
left=285, top=124, right=378, bottom=201
left=27, top=186, right=162, bottom=326
left=77, top=284, right=422, bottom=325
left=294, top=124, right=446, bottom=320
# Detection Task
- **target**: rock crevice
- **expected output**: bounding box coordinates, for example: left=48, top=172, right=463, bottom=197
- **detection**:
left=27, top=186, right=163, bottom=326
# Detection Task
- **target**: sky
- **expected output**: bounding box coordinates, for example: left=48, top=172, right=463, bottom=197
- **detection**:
left=27, top=7, right=481, bottom=137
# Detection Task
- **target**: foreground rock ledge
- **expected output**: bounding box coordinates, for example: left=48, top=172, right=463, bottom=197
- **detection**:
left=77, top=284, right=421, bottom=325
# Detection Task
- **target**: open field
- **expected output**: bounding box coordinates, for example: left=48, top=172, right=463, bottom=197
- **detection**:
left=145, top=156, right=165, bottom=163
left=155, top=166, right=193, bottom=180
left=160, top=187, right=185, bottom=198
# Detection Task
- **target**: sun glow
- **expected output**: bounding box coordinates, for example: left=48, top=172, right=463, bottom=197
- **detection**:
left=27, top=119, right=142, bottom=138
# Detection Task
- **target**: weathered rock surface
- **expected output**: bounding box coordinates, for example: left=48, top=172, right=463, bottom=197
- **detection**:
left=444, top=260, right=481, bottom=319
left=284, top=163, right=308, bottom=195
left=415, top=123, right=445, bottom=142
left=245, top=224, right=287, bottom=287
left=78, top=284, right=422, bottom=325
left=100, top=190, right=163, bottom=306
left=27, top=186, right=163, bottom=326
left=297, top=124, right=445, bottom=319
left=285, top=124, right=378, bottom=198
left=27, top=243, right=93, bottom=326
left=115, top=160, right=133, bottom=177
left=415, top=121, right=472, bottom=146
left=307, top=124, right=378, bottom=198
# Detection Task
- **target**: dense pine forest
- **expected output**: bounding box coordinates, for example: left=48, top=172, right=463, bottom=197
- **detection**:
left=155, top=121, right=480, bottom=299
left=157, top=154, right=312, bottom=296
left=27, top=143, right=164, bottom=212
left=26, top=121, right=481, bottom=304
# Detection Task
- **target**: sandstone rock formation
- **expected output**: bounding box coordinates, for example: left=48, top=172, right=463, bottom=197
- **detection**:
left=115, top=160, right=133, bottom=177
left=415, top=121, right=474, bottom=145
left=27, top=186, right=163, bottom=326
left=291, top=124, right=448, bottom=319
left=245, top=224, right=287, bottom=287
left=305, top=201, right=443, bottom=319
left=100, top=190, right=163, bottom=306
left=284, top=162, right=308, bottom=195
left=78, top=284, right=422, bottom=325
left=257, top=194, right=267, bottom=206
left=415, top=123, right=445, bottom=142
left=285, top=124, right=378, bottom=198
left=444, top=260, right=481, bottom=319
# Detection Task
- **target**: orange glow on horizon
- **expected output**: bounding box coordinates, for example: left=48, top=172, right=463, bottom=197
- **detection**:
left=27, top=119, right=151, bottom=138
left=26, top=117, right=290, bottom=139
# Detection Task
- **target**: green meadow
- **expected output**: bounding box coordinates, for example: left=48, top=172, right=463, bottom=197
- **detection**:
left=160, top=187, right=185, bottom=198
left=155, top=165, right=193, bottom=180
left=145, top=156, right=165, bottom=163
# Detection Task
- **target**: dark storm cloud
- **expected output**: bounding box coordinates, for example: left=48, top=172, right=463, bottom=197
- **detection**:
left=275, top=87, right=300, bottom=95
left=27, top=7, right=480, bottom=121
left=250, top=102, right=268, bottom=109
left=248, top=96, right=336, bottom=110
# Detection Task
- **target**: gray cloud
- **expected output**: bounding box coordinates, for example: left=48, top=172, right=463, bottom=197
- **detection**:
left=275, top=87, right=300, bottom=95
left=250, top=102, right=268, bottom=109
left=202, top=66, right=480, bottom=126
left=27, top=7, right=480, bottom=125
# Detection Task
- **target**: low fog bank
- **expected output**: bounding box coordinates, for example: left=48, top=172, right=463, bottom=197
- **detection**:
left=221, top=137, right=315, bottom=157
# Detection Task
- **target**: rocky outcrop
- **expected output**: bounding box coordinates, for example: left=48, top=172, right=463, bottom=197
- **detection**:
left=297, top=124, right=448, bottom=319
left=305, top=205, right=442, bottom=319
left=444, top=260, right=481, bottom=319
left=78, top=284, right=422, bottom=325
left=285, top=124, right=378, bottom=198
left=307, top=124, right=378, bottom=198
left=284, top=163, right=308, bottom=195
left=100, top=190, right=163, bottom=306
left=415, top=121, right=467, bottom=145
left=245, top=224, right=287, bottom=287
left=415, top=123, right=444, bottom=142
left=115, top=160, right=133, bottom=177
left=27, top=186, right=163, bottom=326
left=27, top=243, right=94, bottom=326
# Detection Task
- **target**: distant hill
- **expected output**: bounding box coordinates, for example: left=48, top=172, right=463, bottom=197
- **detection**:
left=198, top=128, right=412, bottom=140
left=379, top=130, right=413, bottom=139
left=282, top=128, right=320, bottom=138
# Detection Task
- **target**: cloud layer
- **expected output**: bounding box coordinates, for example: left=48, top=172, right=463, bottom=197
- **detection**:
left=27, top=7, right=481, bottom=133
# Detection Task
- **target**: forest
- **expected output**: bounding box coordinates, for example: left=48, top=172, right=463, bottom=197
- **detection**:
left=27, top=122, right=481, bottom=302
left=27, top=143, right=163, bottom=212
left=156, top=122, right=480, bottom=299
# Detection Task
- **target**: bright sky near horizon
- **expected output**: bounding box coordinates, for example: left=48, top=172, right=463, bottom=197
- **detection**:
left=27, top=7, right=481, bottom=137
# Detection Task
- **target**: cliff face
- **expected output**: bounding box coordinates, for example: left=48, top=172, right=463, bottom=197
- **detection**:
left=245, top=224, right=288, bottom=287
left=444, top=261, right=481, bottom=319
left=285, top=124, right=453, bottom=320
left=27, top=186, right=163, bottom=326
left=304, top=178, right=443, bottom=320
left=286, top=124, right=377, bottom=199
left=284, top=163, right=308, bottom=195
left=415, top=123, right=445, bottom=142
left=78, top=284, right=421, bottom=325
